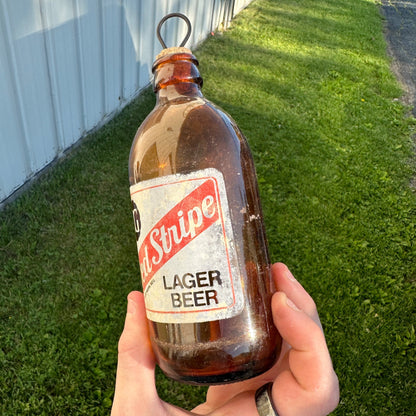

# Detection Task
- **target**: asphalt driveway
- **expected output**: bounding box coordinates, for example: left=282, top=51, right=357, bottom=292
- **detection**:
left=381, top=0, right=416, bottom=116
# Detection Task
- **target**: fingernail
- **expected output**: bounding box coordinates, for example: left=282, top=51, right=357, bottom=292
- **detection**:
left=127, top=296, right=137, bottom=315
left=286, top=296, right=301, bottom=311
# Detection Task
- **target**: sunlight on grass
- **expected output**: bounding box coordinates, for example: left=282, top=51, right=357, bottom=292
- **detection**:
left=1, top=0, right=415, bottom=414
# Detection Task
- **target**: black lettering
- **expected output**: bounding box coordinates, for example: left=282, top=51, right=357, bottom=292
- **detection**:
left=170, top=289, right=219, bottom=309
left=196, top=271, right=209, bottom=287
left=163, top=275, right=173, bottom=290
left=182, top=292, right=194, bottom=307
left=206, top=289, right=218, bottom=305
left=172, top=274, right=184, bottom=289
left=131, top=201, right=141, bottom=241
left=208, top=270, right=222, bottom=286
left=171, top=293, right=182, bottom=307
left=193, top=291, right=206, bottom=306
left=182, top=273, right=196, bottom=289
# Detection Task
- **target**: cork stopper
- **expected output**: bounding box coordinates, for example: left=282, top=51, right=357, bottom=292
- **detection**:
left=156, top=47, right=192, bottom=60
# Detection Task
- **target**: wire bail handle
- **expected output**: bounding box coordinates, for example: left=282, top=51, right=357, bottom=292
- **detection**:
left=156, top=13, right=192, bottom=49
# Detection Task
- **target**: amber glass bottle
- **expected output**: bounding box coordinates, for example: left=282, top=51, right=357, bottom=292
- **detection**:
left=129, top=45, right=281, bottom=385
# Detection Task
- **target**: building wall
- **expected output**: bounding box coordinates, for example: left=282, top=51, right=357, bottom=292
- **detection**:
left=0, top=0, right=252, bottom=204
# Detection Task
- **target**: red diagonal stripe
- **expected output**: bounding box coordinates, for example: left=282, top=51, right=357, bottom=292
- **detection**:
left=139, top=178, right=220, bottom=288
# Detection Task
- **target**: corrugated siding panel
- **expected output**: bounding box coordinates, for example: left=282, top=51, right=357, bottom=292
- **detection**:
left=0, top=0, right=253, bottom=204
left=122, top=0, right=141, bottom=100
left=1, top=0, right=58, bottom=176
left=42, top=0, right=86, bottom=148
left=234, top=0, right=252, bottom=15
left=77, top=0, right=106, bottom=130
left=0, top=3, right=29, bottom=196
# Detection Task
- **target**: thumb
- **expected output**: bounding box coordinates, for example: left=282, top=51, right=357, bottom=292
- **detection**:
left=112, top=291, right=160, bottom=415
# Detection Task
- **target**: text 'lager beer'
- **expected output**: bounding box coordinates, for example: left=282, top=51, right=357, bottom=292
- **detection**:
left=128, top=14, right=281, bottom=385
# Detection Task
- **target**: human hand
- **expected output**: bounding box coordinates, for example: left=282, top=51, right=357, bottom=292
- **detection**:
left=111, top=263, right=339, bottom=415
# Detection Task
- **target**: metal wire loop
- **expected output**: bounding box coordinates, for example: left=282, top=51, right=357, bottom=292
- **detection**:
left=156, top=13, right=192, bottom=49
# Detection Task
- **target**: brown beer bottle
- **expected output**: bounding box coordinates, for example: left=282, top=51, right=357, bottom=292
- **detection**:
left=129, top=14, right=281, bottom=385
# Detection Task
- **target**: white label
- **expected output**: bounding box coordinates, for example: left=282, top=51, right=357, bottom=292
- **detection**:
left=130, top=168, right=244, bottom=323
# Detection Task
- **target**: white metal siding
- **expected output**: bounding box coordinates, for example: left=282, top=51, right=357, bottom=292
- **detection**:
left=0, top=0, right=252, bottom=204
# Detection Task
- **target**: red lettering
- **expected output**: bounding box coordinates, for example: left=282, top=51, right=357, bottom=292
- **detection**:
left=138, top=179, right=220, bottom=288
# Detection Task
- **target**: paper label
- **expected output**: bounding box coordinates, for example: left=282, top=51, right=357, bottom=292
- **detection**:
left=130, top=168, right=244, bottom=323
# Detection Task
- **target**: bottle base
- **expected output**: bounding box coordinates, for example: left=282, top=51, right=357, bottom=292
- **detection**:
left=159, top=353, right=277, bottom=386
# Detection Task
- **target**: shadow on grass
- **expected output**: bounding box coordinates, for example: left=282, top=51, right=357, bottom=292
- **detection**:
left=0, top=0, right=415, bottom=414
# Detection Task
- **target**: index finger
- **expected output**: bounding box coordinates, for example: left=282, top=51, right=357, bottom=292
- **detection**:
left=271, top=262, right=322, bottom=329
left=271, top=291, right=339, bottom=414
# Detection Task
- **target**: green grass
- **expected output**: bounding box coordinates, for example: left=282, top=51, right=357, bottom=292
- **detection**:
left=1, top=0, right=415, bottom=414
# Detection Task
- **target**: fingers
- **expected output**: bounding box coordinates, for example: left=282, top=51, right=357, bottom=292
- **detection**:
left=272, top=292, right=332, bottom=390
left=193, top=391, right=258, bottom=416
left=111, top=291, right=161, bottom=415
left=271, top=262, right=321, bottom=328
left=270, top=264, right=339, bottom=416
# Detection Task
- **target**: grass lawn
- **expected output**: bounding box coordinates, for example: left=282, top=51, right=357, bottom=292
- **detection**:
left=1, top=0, right=415, bottom=414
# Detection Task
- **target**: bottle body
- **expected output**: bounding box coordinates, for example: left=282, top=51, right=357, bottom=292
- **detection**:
left=129, top=51, right=281, bottom=384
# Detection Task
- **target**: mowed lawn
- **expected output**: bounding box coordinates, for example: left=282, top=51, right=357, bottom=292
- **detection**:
left=1, top=0, right=415, bottom=414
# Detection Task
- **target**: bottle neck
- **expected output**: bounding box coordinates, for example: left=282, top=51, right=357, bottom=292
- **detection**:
left=152, top=52, right=203, bottom=102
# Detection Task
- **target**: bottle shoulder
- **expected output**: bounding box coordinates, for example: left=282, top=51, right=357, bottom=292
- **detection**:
left=134, top=97, right=242, bottom=142
left=129, top=97, right=252, bottom=183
